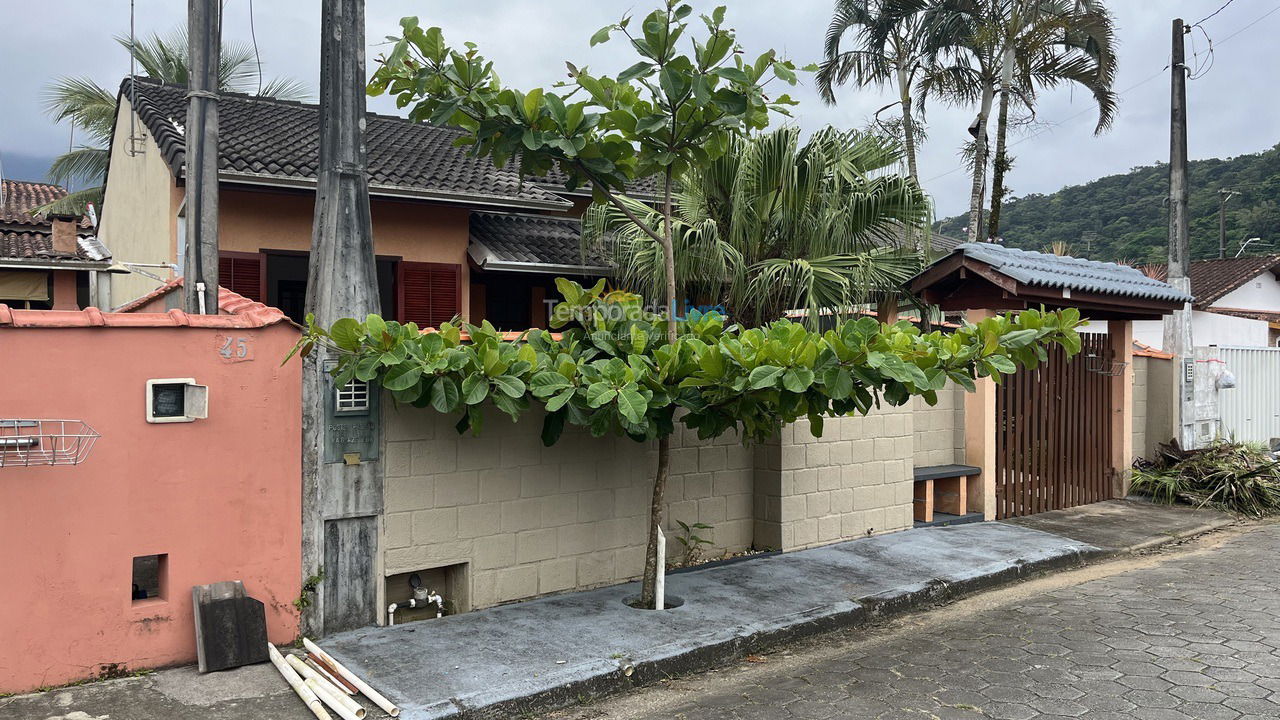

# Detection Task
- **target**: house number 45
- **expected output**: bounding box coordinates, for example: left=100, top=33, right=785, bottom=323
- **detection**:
left=217, top=335, right=253, bottom=362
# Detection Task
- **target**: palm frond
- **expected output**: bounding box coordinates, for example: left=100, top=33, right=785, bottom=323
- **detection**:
left=46, top=147, right=110, bottom=189
left=41, top=77, right=116, bottom=145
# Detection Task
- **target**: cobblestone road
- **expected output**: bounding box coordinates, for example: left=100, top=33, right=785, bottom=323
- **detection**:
left=553, top=522, right=1280, bottom=720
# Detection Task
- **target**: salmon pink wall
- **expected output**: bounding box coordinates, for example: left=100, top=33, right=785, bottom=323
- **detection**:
left=0, top=322, right=302, bottom=692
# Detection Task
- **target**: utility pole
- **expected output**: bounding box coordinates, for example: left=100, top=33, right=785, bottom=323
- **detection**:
left=301, top=0, right=383, bottom=637
left=1218, top=189, right=1240, bottom=259
left=183, top=0, right=220, bottom=314
left=1163, top=18, right=1195, bottom=449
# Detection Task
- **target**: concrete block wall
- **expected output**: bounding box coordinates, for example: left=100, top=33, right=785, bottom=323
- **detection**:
left=911, top=386, right=966, bottom=467
left=753, top=404, right=916, bottom=552
left=382, top=406, right=753, bottom=610
left=1133, top=356, right=1149, bottom=462
left=383, top=391, right=951, bottom=611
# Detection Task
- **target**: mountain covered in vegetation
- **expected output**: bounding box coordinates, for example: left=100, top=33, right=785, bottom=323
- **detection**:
left=935, top=143, right=1280, bottom=263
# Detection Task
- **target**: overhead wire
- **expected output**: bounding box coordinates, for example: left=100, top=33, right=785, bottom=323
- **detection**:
left=920, top=2, right=1279, bottom=186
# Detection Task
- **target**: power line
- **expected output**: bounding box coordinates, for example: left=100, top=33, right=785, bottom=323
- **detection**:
left=920, top=2, right=1280, bottom=186
left=1192, top=0, right=1238, bottom=28
left=249, top=0, right=263, bottom=95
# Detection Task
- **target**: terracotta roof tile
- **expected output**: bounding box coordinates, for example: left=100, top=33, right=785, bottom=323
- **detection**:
left=1, top=179, right=92, bottom=228
left=1133, top=340, right=1174, bottom=359
left=0, top=277, right=291, bottom=329
left=1140, top=255, right=1280, bottom=309
left=122, top=78, right=571, bottom=211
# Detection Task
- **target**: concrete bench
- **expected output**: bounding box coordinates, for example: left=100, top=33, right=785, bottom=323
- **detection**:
left=913, top=464, right=981, bottom=523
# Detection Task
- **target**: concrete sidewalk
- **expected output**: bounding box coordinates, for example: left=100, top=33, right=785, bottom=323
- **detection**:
left=321, top=522, right=1100, bottom=719
left=0, top=499, right=1233, bottom=720
left=1002, top=496, right=1235, bottom=552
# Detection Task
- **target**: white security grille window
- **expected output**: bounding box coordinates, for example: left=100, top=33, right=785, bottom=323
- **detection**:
left=336, top=379, right=370, bottom=414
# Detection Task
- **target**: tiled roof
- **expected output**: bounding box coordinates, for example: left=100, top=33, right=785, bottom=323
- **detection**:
left=468, top=212, right=610, bottom=271
left=122, top=78, right=571, bottom=211
left=1210, top=306, right=1280, bottom=324
left=1, top=179, right=107, bottom=263
left=0, top=277, right=290, bottom=329
left=1141, top=255, right=1280, bottom=309
left=954, top=242, right=1193, bottom=303
left=1133, top=340, right=1174, bottom=359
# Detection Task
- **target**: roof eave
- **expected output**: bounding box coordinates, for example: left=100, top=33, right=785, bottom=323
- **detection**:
left=0, top=259, right=113, bottom=271
left=185, top=170, right=574, bottom=212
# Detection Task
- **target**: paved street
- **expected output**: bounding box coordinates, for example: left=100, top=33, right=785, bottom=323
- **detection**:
left=552, top=521, right=1280, bottom=720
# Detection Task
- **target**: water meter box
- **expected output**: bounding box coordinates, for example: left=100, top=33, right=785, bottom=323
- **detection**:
left=322, top=361, right=380, bottom=464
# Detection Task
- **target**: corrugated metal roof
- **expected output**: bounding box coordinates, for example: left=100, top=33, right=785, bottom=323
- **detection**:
left=955, top=242, right=1193, bottom=303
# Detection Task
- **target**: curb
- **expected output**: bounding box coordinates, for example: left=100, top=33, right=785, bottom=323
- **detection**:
left=1121, top=516, right=1237, bottom=553
left=450, top=545, right=1107, bottom=719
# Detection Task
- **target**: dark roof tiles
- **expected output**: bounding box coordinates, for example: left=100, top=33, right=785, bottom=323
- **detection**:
left=469, top=212, right=609, bottom=269
left=123, top=78, right=570, bottom=210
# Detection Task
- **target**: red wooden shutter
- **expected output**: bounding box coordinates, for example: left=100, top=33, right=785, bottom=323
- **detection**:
left=218, top=251, right=266, bottom=302
left=397, top=262, right=461, bottom=328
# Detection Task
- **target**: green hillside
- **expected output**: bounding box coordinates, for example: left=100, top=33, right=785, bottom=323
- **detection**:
left=935, top=143, right=1280, bottom=263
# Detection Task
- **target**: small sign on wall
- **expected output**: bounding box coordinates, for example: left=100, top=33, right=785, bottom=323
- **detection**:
left=215, top=335, right=254, bottom=363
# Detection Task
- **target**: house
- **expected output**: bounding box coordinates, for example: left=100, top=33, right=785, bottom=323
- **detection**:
left=99, top=78, right=612, bottom=327
left=1134, top=254, right=1280, bottom=349
left=0, top=178, right=114, bottom=310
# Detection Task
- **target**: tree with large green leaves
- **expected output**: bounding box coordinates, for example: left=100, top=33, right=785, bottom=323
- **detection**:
left=293, top=281, right=1083, bottom=604
left=42, top=27, right=310, bottom=214
left=369, top=1, right=807, bottom=608
left=919, top=0, right=1116, bottom=242
left=582, top=125, right=929, bottom=327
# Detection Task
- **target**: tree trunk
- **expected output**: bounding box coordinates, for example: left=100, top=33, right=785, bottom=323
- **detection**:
left=640, top=168, right=678, bottom=609
left=965, top=84, right=995, bottom=243
left=898, top=68, right=924, bottom=256
left=987, top=88, right=1011, bottom=242
left=987, top=46, right=1016, bottom=242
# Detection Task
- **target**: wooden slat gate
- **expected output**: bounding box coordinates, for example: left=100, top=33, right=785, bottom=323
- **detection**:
left=995, top=333, right=1113, bottom=519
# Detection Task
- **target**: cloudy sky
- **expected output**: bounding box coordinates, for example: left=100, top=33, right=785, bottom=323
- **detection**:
left=1, top=0, right=1276, bottom=217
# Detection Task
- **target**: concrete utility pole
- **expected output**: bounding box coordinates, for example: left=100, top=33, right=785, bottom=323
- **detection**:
left=1163, top=18, right=1196, bottom=449
left=301, top=0, right=383, bottom=637
left=1219, top=189, right=1240, bottom=259
left=183, top=0, right=220, bottom=314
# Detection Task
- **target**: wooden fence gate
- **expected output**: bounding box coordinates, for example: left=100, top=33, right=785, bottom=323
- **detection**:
left=995, top=333, right=1114, bottom=519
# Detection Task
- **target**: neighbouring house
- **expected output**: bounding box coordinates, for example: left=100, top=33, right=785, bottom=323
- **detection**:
left=1134, top=254, right=1280, bottom=348
left=0, top=281, right=301, bottom=693
left=0, top=178, right=114, bottom=310
left=99, top=78, right=621, bottom=327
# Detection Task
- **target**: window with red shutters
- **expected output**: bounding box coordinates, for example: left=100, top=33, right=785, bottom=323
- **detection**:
left=218, top=251, right=266, bottom=303
left=397, top=262, right=461, bottom=328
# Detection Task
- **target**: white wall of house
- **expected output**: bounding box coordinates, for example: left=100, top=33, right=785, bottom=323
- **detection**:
left=1133, top=310, right=1269, bottom=350
left=1211, top=271, right=1280, bottom=311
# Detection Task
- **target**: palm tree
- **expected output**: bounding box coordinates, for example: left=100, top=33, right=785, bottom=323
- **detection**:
left=818, top=0, right=931, bottom=184
left=42, top=27, right=309, bottom=214
left=919, top=0, right=1003, bottom=242
left=920, top=0, right=1116, bottom=242
left=583, top=127, right=929, bottom=327
left=985, top=0, right=1116, bottom=240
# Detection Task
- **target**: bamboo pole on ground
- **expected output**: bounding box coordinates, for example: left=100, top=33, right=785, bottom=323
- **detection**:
left=304, top=638, right=400, bottom=717
left=268, top=643, right=331, bottom=720
left=287, top=654, right=366, bottom=718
